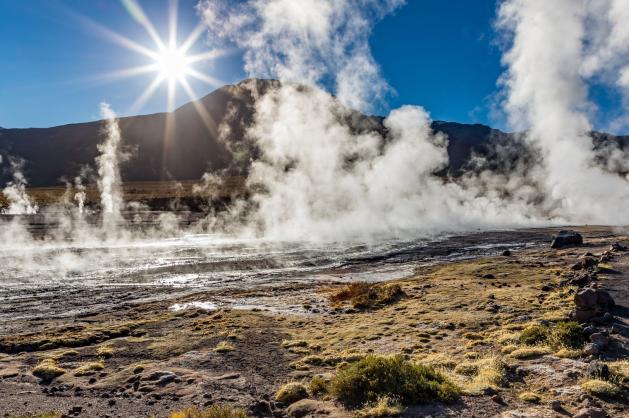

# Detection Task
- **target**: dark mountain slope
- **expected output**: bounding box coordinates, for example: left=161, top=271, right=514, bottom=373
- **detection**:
left=0, top=79, right=626, bottom=187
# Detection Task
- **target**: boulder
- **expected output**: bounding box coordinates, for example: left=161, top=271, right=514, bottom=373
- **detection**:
left=551, top=230, right=583, bottom=249
left=574, top=288, right=615, bottom=310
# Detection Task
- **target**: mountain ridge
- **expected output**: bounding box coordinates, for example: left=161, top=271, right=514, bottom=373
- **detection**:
left=0, top=78, right=626, bottom=187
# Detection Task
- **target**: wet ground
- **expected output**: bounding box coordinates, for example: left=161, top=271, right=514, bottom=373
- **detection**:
left=0, top=223, right=573, bottom=326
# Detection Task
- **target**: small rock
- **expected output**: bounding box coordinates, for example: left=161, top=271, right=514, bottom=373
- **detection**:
left=286, top=399, right=326, bottom=418
left=584, top=343, right=600, bottom=356
left=482, top=273, right=495, bottom=279
left=590, top=333, right=609, bottom=349
left=572, top=257, right=598, bottom=271
left=586, top=362, right=610, bottom=380
left=610, top=242, right=628, bottom=252
left=502, top=250, right=512, bottom=256
left=491, top=394, right=506, bottom=405
left=549, top=400, right=563, bottom=411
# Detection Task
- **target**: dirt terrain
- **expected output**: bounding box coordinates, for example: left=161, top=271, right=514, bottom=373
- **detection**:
left=0, top=227, right=628, bottom=417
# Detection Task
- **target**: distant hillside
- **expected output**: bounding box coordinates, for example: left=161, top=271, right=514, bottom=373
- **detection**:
left=0, top=79, right=626, bottom=187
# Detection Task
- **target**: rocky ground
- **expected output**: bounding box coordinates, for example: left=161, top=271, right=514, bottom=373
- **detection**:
left=1, top=227, right=628, bottom=417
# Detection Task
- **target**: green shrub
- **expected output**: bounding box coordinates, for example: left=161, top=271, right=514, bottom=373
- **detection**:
left=548, top=322, right=585, bottom=349
left=330, top=355, right=459, bottom=408
left=519, top=324, right=549, bottom=346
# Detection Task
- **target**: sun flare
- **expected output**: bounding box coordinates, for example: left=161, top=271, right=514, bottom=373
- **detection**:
left=91, top=0, right=225, bottom=113
left=155, top=46, right=191, bottom=83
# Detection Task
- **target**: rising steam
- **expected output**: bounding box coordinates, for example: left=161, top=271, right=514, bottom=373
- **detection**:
left=96, top=103, right=124, bottom=234
left=1, top=157, right=39, bottom=215
left=498, top=0, right=629, bottom=225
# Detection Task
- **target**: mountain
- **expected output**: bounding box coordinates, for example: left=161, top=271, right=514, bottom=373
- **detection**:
left=0, top=79, right=626, bottom=187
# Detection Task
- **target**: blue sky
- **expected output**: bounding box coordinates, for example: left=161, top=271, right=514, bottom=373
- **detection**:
left=0, top=0, right=623, bottom=131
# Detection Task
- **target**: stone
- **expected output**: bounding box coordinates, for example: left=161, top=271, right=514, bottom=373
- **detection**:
left=572, top=257, right=598, bottom=271
left=575, top=289, right=598, bottom=309
left=610, top=242, right=628, bottom=252
left=595, top=290, right=615, bottom=309
left=586, top=362, right=610, bottom=380
left=573, top=407, right=609, bottom=418
left=590, top=333, right=609, bottom=349
left=584, top=343, right=600, bottom=356
left=286, top=399, right=328, bottom=418
left=249, top=400, right=273, bottom=417
left=568, top=273, right=595, bottom=288
left=573, top=307, right=597, bottom=322
left=549, top=400, right=563, bottom=411
left=502, top=250, right=512, bottom=256
left=551, top=230, right=583, bottom=249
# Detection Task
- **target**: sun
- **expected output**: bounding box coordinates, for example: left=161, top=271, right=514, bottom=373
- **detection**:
left=155, top=46, right=191, bottom=83
left=87, top=0, right=225, bottom=113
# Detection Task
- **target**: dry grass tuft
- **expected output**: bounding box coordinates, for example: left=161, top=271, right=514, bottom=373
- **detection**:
left=517, top=392, right=541, bottom=403
left=31, top=359, right=65, bottom=381
left=73, top=360, right=105, bottom=376
left=509, top=346, right=551, bottom=360
left=356, top=396, right=405, bottom=417
left=169, top=405, right=249, bottom=418
left=275, top=382, right=309, bottom=405
left=581, top=379, right=621, bottom=398
left=329, top=282, right=404, bottom=310
left=213, top=341, right=235, bottom=353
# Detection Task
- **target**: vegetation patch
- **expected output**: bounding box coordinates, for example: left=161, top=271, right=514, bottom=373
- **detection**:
left=518, top=324, right=549, bottom=346
left=213, top=341, right=235, bottom=353
left=96, top=344, right=115, bottom=358
left=581, top=379, right=621, bottom=398
left=547, top=322, right=585, bottom=350
left=31, top=358, right=65, bottom=381
left=517, top=392, right=541, bottom=403
left=275, top=382, right=309, bottom=405
left=330, top=355, right=459, bottom=408
left=509, top=346, right=552, bottom=360
left=73, top=360, right=105, bottom=376
left=329, top=282, right=404, bottom=310
left=356, top=396, right=405, bottom=418
left=169, top=405, right=249, bottom=418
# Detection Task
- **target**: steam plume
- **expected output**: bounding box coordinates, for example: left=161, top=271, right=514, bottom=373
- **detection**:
left=498, top=0, right=629, bottom=224
left=1, top=157, right=38, bottom=215
left=96, top=103, right=124, bottom=234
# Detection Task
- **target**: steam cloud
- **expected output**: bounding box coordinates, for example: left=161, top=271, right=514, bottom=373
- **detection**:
left=1, top=0, right=628, bottom=248
left=1, top=157, right=39, bottom=215
left=97, top=103, right=124, bottom=235
left=498, top=0, right=629, bottom=225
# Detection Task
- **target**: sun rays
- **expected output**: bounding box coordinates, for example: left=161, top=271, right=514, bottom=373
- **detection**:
left=89, top=0, right=225, bottom=114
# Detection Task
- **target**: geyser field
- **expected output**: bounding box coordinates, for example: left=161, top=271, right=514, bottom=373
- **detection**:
left=2, top=0, right=629, bottom=417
